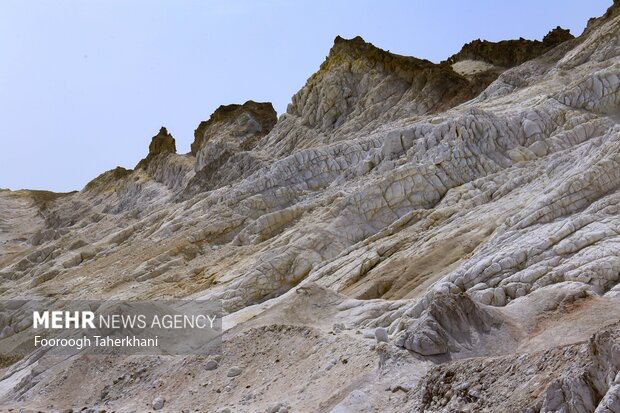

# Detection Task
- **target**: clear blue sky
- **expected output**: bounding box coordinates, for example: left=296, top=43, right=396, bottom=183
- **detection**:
left=0, top=0, right=611, bottom=192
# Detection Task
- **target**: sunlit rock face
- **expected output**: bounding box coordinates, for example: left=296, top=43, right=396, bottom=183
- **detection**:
left=1, top=2, right=620, bottom=412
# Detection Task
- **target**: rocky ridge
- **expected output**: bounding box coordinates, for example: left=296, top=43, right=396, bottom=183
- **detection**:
left=184, top=101, right=277, bottom=196
left=445, top=26, right=575, bottom=69
left=0, top=2, right=619, bottom=411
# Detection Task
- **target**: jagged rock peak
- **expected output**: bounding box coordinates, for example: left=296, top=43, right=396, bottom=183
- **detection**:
left=136, top=127, right=177, bottom=169
left=330, top=35, right=384, bottom=57
left=445, top=26, right=574, bottom=68
left=148, top=126, right=176, bottom=155
left=190, top=101, right=277, bottom=155
left=330, top=35, right=417, bottom=59
left=281, top=35, right=476, bottom=139
left=320, top=35, right=436, bottom=76
left=542, top=26, right=573, bottom=44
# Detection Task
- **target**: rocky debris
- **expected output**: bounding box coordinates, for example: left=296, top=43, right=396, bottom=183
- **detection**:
left=268, top=401, right=289, bottom=413
left=596, top=375, right=620, bottom=413
left=227, top=366, right=243, bottom=377
left=152, top=395, right=165, bottom=410
left=204, top=358, right=219, bottom=371
left=408, top=324, right=620, bottom=412
left=540, top=328, right=620, bottom=412
left=332, top=322, right=346, bottom=334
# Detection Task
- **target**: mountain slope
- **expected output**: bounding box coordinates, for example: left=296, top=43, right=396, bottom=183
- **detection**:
left=0, top=2, right=619, bottom=412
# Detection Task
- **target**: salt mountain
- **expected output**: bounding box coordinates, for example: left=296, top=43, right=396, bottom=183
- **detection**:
left=1, top=2, right=620, bottom=412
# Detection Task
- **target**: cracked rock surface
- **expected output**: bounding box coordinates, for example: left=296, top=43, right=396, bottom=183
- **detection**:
left=1, top=2, right=620, bottom=412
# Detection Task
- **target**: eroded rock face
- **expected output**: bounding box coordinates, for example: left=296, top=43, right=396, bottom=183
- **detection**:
left=257, top=36, right=492, bottom=157
left=136, top=126, right=177, bottom=169
left=79, top=127, right=195, bottom=215
left=289, top=35, right=472, bottom=131
left=408, top=324, right=620, bottom=413
left=0, top=2, right=620, bottom=411
left=191, top=101, right=277, bottom=156
left=183, top=101, right=277, bottom=194
left=394, top=293, right=510, bottom=357
left=445, top=26, right=574, bottom=69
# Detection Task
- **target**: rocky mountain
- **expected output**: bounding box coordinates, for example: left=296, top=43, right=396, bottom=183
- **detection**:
left=0, top=2, right=619, bottom=411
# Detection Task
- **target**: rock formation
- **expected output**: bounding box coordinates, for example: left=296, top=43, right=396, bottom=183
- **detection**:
left=135, top=126, right=177, bottom=169
left=183, top=101, right=277, bottom=195
left=0, top=2, right=619, bottom=411
left=445, top=26, right=575, bottom=69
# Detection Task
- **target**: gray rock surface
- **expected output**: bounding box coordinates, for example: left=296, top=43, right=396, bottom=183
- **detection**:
left=0, top=2, right=619, bottom=412
left=374, top=327, right=388, bottom=343
left=205, top=359, right=219, bottom=371
left=227, top=366, right=243, bottom=377
left=152, top=396, right=165, bottom=410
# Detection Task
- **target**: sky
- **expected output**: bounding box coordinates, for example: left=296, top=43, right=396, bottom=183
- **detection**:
left=0, top=0, right=612, bottom=192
